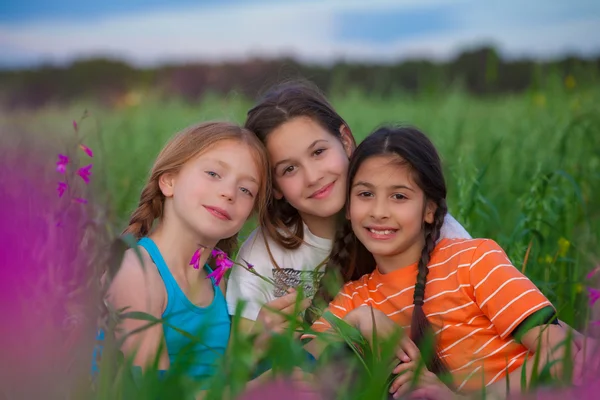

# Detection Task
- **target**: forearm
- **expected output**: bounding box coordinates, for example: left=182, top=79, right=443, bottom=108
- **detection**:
left=484, top=342, right=576, bottom=398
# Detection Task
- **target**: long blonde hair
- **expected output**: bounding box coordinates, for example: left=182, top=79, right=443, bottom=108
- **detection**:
left=123, top=121, right=270, bottom=264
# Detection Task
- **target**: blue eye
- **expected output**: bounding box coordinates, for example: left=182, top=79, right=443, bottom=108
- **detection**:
left=206, top=171, right=220, bottom=179
left=240, top=187, right=254, bottom=197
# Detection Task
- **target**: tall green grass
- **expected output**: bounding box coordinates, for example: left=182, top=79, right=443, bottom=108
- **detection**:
left=2, top=81, right=599, bottom=399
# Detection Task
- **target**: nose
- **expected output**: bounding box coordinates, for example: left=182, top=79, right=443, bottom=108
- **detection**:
left=304, top=164, right=324, bottom=187
left=370, top=196, right=389, bottom=221
left=219, top=180, right=236, bottom=202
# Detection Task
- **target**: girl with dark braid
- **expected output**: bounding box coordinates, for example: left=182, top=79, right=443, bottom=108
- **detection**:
left=305, top=126, right=576, bottom=399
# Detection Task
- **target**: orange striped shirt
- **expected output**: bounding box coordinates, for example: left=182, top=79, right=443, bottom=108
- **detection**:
left=310, top=238, right=553, bottom=391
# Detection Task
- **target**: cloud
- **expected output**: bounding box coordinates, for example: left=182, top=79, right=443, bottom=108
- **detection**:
left=0, top=0, right=598, bottom=68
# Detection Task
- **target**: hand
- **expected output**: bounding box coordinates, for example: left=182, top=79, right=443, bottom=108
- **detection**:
left=256, top=288, right=312, bottom=335
left=344, top=305, right=420, bottom=364
left=390, top=362, right=455, bottom=400
left=572, top=335, right=600, bottom=385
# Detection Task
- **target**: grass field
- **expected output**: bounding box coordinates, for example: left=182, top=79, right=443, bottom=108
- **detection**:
left=1, top=82, right=599, bottom=398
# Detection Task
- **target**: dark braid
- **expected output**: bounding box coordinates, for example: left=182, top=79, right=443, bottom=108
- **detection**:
left=306, top=220, right=354, bottom=324
left=411, top=199, right=448, bottom=376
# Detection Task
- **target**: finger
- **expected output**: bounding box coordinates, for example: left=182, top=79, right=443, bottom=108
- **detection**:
left=281, top=297, right=312, bottom=315
left=396, top=347, right=411, bottom=363
left=393, top=361, right=416, bottom=375
left=389, top=371, right=413, bottom=395
left=266, top=291, right=299, bottom=310
left=400, top=336, right=421, bottom=361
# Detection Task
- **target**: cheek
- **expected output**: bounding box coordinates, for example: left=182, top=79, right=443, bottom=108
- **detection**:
left=327, top=151, right=350, bottom=176
left=275, top=176, right=303, bottom=199
left=348, top=200, right=365, bottom=222
left=236, top=197, right=256, bottom=219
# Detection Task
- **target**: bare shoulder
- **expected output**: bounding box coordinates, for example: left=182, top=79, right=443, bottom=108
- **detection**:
left=107, top=246, right=166, bottom=313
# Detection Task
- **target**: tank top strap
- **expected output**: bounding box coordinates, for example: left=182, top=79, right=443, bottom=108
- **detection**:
left=137, top=237, right=179, bottom=298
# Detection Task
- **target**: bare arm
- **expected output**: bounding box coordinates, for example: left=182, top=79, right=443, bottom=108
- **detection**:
left=484, top=324, right=576, bottom=398
left=107, top=249, right=169, bottom=371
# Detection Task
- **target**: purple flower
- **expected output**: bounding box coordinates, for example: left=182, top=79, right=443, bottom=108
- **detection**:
left=588, top=288, right=600, bottom=306
left=77, top=164, right=92, bottom=184
left=72, top=197, right=88, bottom=204
left=57, top=182, right=68, bottom=197
left=79, top=144, right=93, bottom=158
left=207, top=267, right=228, bottom=286
left=587, top=266, right=600, bottom=280
left=56, top=154, right=69, bottom=174
left=189, top=248, right=202, bottom=270
left=245, top=260, right=254, bottom=270
left=207, top=248, right=234, bottom=285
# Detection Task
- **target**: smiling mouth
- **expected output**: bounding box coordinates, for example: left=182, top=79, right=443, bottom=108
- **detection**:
left=309, top=181, right=335, bottom=199
left=203, top=206, right=231, bottom=220
left=365, top=227, right=398, bottom=239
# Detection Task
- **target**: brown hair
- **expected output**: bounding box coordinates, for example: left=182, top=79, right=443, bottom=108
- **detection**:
left=122, top=121, right=270, bottom=267
left=244, top=80, right=356, bottom=252
left=319, top=126, right=450, bottom=377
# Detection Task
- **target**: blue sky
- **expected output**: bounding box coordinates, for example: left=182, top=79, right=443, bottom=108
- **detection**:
left=1, top=0, right=599, bottom=68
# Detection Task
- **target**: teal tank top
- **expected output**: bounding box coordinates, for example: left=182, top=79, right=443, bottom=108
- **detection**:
left=137, top=237, right=231, bottom=381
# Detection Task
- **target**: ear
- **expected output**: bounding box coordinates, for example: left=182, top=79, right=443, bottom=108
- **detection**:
left=424, top=200, right=437, bottom=225
left=158, top=172, right=176, bottom=197
left=339, top=124, right=355, bottom=158
left=273, top=186, right=284, bottom=200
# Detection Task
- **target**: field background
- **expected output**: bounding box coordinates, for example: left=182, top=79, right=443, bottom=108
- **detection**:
left=3, top=69, right=599, bottom=328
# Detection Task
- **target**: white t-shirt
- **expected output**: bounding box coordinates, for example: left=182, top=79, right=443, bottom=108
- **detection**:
left=226, top=214, right=471, bottom=321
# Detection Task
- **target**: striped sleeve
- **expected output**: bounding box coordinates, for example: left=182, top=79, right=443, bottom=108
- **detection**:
left=469, top=240, right=553, bottom=339
left=310, top=284, right=359, bottom=334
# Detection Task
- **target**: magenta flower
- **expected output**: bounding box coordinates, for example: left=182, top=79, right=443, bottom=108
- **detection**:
left=207, top=249, right=234, bottom=285
left=588, top=288, right=600, bottom=306
left=587, top=266, right=600, bottom=280
left=72, top=198, right=88, bottom=204
left=189, top=248, right=202, bottom=270
left=242, top=258, right=254, bottom=270
left=56, top=154, right=69, bottom=174
left=592, top=320, right=600, bottom=326
left=57, top=182, right=68, bottom=197
left=79, top=144, right=93, bottom=158
left=77, top=164, right=92, bottom=184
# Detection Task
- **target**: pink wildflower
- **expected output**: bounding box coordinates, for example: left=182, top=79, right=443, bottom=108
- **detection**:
left=72, top=198, right=88, bottom=204
left=189, top=248, right=202, bottom=270
left=57, top=182, right=68, bottom=197
left=588, top=288, right=600, bottom=306
left=77, top=164, right=92, bottom=184
left=587, top=266, right=600, bottom=280
left=56, top=154, right=69, bottom=174
left=207, top=249, right=234, bottom=285
left=79, top=144, right=93, bottom=158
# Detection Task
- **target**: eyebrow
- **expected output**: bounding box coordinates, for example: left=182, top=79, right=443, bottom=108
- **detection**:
left=209, top=159, right=258, bottom=183
left=352, top=181, right=415, bottom=192
left=273, top=139, right=330, bottom=170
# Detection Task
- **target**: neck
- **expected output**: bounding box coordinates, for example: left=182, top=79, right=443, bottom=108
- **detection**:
left=375, top=235, right=426, bottom=275
left=149, top=217, right=215, bottom=277
left=298, top=211, right=337, bottom=240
